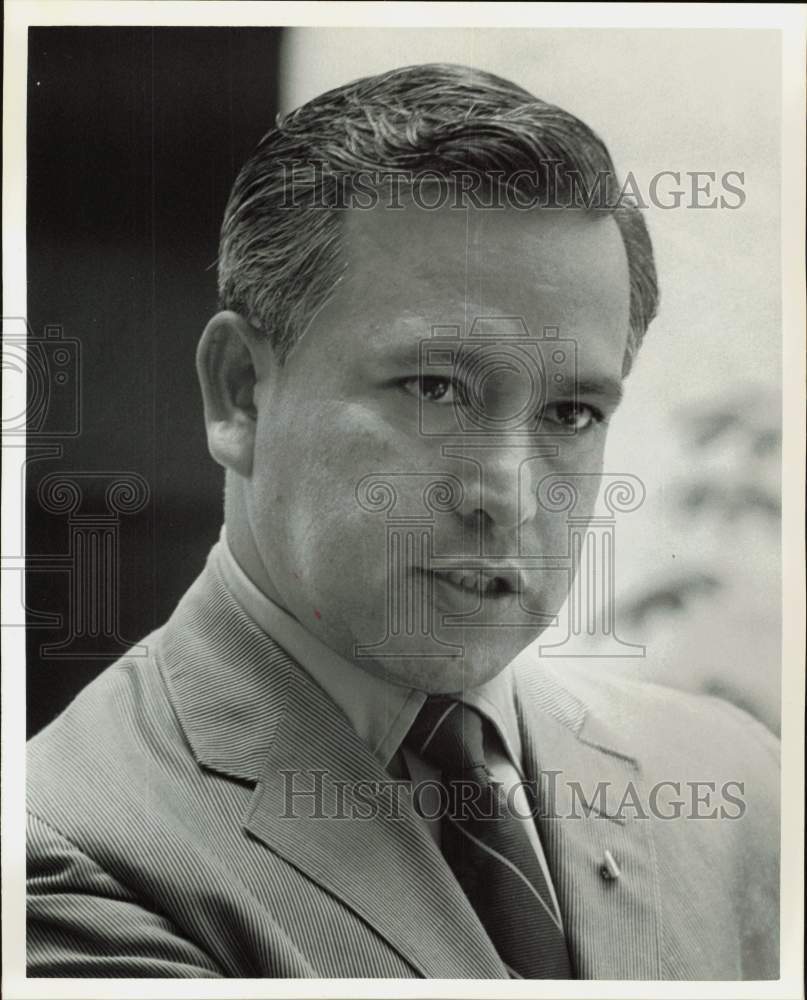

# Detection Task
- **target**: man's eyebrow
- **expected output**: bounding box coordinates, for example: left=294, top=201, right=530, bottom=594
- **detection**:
left=571, top=377, right=624, bottom=405
left=388, top=343, right=427, bottom=366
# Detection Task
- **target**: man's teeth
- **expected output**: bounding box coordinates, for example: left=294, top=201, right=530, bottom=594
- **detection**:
left=441, top=570, right=494, bottom=594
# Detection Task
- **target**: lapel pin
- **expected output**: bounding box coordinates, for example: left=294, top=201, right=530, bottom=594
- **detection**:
left=600, top=850, right=621, bottom=881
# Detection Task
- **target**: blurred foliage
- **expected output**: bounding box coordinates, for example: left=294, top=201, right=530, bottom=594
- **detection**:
left=617, top=385, right=781, bottom=734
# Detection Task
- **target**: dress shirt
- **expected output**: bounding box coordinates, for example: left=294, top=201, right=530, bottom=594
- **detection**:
left=213, top=529, right=563, bottom=926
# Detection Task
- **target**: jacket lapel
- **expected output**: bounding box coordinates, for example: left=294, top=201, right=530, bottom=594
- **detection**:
left=245, top=662, right=507, bottom=979
left=159, top=557, right=507, bottom=979
left=514, top=661, right=663, bottom=979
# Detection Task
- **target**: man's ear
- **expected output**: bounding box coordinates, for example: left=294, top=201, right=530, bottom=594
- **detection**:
left=196, top=311, right=270, bottom=479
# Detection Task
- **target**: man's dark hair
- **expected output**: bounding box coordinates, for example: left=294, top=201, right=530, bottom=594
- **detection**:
left=219, top=63, right=659, bottom=372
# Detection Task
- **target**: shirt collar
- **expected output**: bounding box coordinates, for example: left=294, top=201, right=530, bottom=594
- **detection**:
left=214, top=529, right=524, bottom=772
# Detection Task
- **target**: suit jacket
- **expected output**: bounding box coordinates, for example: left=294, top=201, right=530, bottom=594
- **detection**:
left=27, top=557, right=780, bottom=979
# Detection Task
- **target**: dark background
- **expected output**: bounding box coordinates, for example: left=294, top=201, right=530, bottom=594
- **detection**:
left=26, top=27, right=283, bottom=735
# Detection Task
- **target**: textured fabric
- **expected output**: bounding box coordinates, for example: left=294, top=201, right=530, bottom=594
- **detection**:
left=405, top=699, right=572, bottom=979
left=26, top=554, right=781, bottom=979
left=215, top=535, right=561, bottom=902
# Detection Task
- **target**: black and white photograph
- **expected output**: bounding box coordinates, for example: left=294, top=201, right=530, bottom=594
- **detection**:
left=2, top=3, right=805, bottom=997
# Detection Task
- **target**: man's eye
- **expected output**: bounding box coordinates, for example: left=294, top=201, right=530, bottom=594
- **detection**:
left=543, top=402, right=603, bottom=431
left=399, top=376, right=456, bottom=403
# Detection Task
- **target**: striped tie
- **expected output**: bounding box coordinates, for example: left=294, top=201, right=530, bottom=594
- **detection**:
left=405, top=697, right=573, bottom=979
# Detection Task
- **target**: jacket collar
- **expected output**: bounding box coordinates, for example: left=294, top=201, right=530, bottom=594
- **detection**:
left=157, top=556, right=660, bottom=979
left=156, top=555, right=506, bottom=977
left=157, top=554, right=294, bottom=785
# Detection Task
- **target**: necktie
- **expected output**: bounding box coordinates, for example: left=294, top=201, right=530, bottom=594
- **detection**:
left=405, top=697, right=573, bottom=979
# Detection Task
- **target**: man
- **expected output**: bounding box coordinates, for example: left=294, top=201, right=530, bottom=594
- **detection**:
left=27, top=63, right=779, bottom=979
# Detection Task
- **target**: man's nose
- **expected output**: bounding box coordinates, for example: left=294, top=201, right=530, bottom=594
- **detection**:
left=455, top=444, right=546, bottom=534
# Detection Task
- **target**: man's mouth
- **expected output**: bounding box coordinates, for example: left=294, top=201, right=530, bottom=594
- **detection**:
left=427, top=567, right=522, bottom=599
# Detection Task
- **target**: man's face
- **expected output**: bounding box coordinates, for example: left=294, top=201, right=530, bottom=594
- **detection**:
left=244, top=200, right=630, bottom=692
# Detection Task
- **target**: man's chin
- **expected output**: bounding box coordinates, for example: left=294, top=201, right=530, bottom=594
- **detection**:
left=351, top=632, right=542, bottom=693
